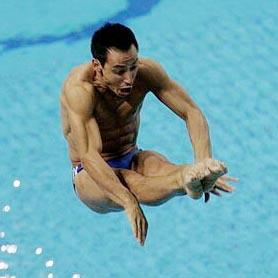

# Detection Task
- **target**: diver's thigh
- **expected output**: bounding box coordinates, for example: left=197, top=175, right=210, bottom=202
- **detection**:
left=132, top=150, right=181, bottom=176
left=74, top=170, right=123, bottom=213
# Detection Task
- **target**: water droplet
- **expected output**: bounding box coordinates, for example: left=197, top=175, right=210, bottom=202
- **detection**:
left=45, top=260, right=54, bottom=267
left=0, top=260, right=9, bottom=270
left=1, top=245, right=7, bottom=252
left=0, top=232, right=5, bottom=238
left=2, top=205, right=11, bottom=213
left=72, top=274, right=81, bottom=278
left=35, top=247, right=43, bottom=255
left=7, top=244, right=17, bottom=254
left=13, top=179, right=21, bottom=188
left=48, top=273, right=54, bottom=278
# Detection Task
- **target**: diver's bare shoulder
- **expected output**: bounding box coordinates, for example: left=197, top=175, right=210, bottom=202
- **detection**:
left=60, top=63, right=96, bottom=120
left=137, top=58, right=170, bottom=91
left=61, top=63, right=94, bottom=99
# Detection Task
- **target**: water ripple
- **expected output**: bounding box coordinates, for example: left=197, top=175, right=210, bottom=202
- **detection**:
left=0, top=0, right=160, bottom=54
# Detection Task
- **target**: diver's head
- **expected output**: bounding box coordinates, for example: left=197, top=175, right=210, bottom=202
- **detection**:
left=91, top=23, right=139, bottom=98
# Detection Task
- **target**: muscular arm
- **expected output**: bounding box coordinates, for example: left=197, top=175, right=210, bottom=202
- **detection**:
left=144, top=59, right=212, bottom=162
left=65, top=85, right=138, bottom=208
left=140, top=59, right=236, bottom=201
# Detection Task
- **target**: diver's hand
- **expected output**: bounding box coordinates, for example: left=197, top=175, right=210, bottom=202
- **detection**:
left=204, top=175, right=238, bottom=202
left=125, top=202, right=148, bottom=246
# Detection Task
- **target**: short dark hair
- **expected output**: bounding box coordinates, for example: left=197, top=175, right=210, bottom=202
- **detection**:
left=91, top=23, right=138, bottom=66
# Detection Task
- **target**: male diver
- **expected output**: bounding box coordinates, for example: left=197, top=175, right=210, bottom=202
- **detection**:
left=60, top=23, right=236, bottom=246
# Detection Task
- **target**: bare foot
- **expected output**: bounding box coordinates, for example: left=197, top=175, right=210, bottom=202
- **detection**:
left=181, top=159, right=227, bottom=199
left=182, top=162, right=207, bottom=199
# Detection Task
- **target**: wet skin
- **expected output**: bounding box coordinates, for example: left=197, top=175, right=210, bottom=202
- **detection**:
left=60, top=45, right=237, bottom=245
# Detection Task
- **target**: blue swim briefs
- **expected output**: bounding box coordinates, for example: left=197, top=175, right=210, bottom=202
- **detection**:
left=72, top=146, right=141, bottom=189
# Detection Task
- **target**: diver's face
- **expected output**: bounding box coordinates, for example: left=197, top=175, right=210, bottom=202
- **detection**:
left=101, top=44, right=139, bottom=98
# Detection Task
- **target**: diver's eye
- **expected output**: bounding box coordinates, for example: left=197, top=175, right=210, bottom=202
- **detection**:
left=113, top=69, right=126, bottom=75
left=130, top=65, right=138, bottom=71
left=118, top=69, right=126, bottom=75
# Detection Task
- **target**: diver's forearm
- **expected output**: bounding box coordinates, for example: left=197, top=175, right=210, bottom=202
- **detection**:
left=82, top=157, right=138, bottom=208
left=186, top=109, right=212, bottom=162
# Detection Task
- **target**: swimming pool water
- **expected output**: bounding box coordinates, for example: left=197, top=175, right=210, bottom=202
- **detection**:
left=1, top=0, right=277, bottom=277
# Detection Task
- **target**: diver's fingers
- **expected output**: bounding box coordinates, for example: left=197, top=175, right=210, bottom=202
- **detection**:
left=131, top=219, right=138, bottom=244
left=136, top=215, right=142, bottom=244
left=140, top=219, right=145, bottom=246
left=126, top=205, right=146, bottom=245
left=134, top=217, right=139, bottom=243
left=127, top=209, right=140, bottom=244
left=133, top=209, right=147, bottom=246
left=141, top=218, right=148, bottom=246
left=210, top=189, right=222, bottom=196
left=221, top=176, right=239, bottom=182
left=138, top=215, right=147, bottom=246
left=215, top=179, right=235, bottom=192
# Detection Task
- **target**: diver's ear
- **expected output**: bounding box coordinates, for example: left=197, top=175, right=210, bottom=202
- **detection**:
left=92, top=59, right=103, bottom=75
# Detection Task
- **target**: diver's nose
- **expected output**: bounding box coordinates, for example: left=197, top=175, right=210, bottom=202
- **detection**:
left=123, top=70, right=133, bottom=85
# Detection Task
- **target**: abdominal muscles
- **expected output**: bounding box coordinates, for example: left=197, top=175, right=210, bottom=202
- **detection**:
left=99, top=114, right=140, bottom=159
left=67, top=113, right=140, bottom=164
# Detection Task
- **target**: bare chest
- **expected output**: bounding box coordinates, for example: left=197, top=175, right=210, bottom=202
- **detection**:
left=94, top=88, right=145, bottom=128
left=94, top=89, right=146, bottom=152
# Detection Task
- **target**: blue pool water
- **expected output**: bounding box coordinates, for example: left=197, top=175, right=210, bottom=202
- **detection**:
left=1, top=0, right=277, bottom=277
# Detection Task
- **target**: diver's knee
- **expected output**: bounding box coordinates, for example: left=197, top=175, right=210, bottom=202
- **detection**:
left=79, top=197, right=123, bottom=214
left=76, top=188, right=123, bottom=214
